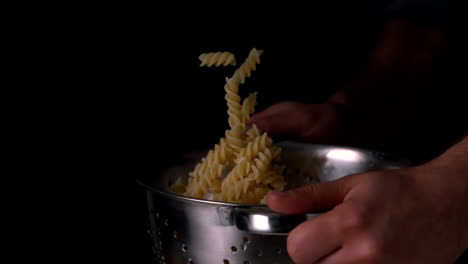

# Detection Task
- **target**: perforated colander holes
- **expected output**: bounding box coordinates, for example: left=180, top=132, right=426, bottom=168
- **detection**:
left=274, top=248, right=282, bottom=255
left=164, top=218, right=169, bottom=227
left=182, top=244, right=188, bottom=252
left=223, top=259, right=229, bottom=264
left=231, top=246, right=238, bottom=253
left=187, top=259, right=193, bottom=264
left=173, top=230, right=179, bottom=240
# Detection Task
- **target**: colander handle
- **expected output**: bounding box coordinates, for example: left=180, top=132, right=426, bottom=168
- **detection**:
left=233, top=207, right=323, bottom=235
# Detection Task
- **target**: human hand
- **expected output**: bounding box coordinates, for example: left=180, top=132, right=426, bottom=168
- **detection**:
left=249, top=101, right=345, bottom=144
left=266, top=165, right=468, bottom=264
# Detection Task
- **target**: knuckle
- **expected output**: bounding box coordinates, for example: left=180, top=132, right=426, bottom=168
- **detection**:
left=357, top=237, right=385, bottom=263
left=338, top=203, right=371, bottom=232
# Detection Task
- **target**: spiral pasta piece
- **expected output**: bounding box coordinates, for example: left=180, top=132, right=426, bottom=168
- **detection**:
left=184, top=139, right=231, bottom=198
left=189, top=138, right=231, bottom=179
left=199, top=52, right=236, bottom=67
left=253, top=185, right=270, bottom=201
left=223, top=48, right=262, bottom=130
left=224, top=77, right=242, bottom=129
left=261, top=169, right=287, bottom=190
left=225, top=126, right=244, bottom=153
left=219, top=158, right=252, bottom=201
left=240, top=92, right=257, bottom=124
left=223, top=48, right=263, bottom=155
left=236, top=132, right=272, bottom=161
left=231, top=48, right=263, bottom=85
left=248, top=148, right=274, bottom=184
left=185, top=164, right=224, bottom=198
left=221, top=158, right=251, bottom=190
left=246, top=124, right=261, bottom=142
left=259, top=170, right=287, bottom=204
left=217, top=187, right=257, bottom=204
left=172, top=48, right=291, bottom=204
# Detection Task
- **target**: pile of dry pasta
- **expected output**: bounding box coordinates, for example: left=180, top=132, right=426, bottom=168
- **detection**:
left=171, top=48, right=287, bottom=204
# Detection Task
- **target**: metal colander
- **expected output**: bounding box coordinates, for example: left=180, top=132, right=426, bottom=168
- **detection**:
left=138, top=142, right=410, bottom=264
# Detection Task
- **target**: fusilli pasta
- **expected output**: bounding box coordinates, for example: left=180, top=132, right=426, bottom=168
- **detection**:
left=237, top=132, right=272, bottom=161
left=173, top=48, right=287, bottom=204
left=231, top=48, right=263, bottom=85
left=224, top=77, right=243, bottom=129
left=199, top=52, right=236, bottom=67
left=183, top=138, right=231, bottom=198
left=241, top=92, right=257, bottom=124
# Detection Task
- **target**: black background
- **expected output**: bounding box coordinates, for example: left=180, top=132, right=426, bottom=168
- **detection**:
left=49, top=2, right=465, bottom=263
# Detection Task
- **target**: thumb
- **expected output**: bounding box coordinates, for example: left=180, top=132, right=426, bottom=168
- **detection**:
left=266, top=177, right=353, bottom=215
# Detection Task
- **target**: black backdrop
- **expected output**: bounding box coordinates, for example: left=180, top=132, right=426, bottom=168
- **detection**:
left=72, top=3, right=465, bottom=263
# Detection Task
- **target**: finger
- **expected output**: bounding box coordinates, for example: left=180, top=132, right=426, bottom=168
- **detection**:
left=250, top=101, right=305, bottom=121
left=287, top=211, right=342, bottom=264
left=266, top=177, right=353, bottom=214
left=316, top=232, right=385, bottom=264
left=251, top=112, right=302, bottom=137
left=315, top=238, right=378, bottom=264
left=315, top=246, right=353, bottom=264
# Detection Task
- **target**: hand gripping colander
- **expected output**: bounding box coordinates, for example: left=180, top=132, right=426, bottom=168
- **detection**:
left=138, top=142, right=410, bottom=264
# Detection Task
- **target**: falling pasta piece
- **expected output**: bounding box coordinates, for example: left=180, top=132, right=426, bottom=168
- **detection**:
left=199, top=52, right=236, bottom=67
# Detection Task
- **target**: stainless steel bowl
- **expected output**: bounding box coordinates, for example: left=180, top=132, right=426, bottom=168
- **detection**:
left=138, top=142, right=411, bottom=264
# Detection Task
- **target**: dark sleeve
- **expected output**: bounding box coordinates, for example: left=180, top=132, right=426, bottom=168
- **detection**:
left=383, top=0, right=448, bottom=28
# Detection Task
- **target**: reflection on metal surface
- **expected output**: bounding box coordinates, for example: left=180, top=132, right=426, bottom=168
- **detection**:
left=251, top=214, right=270, bottom=231
left=326, top=149, right=361, bottom=161
left=234, top=207, right=312, bottom=235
